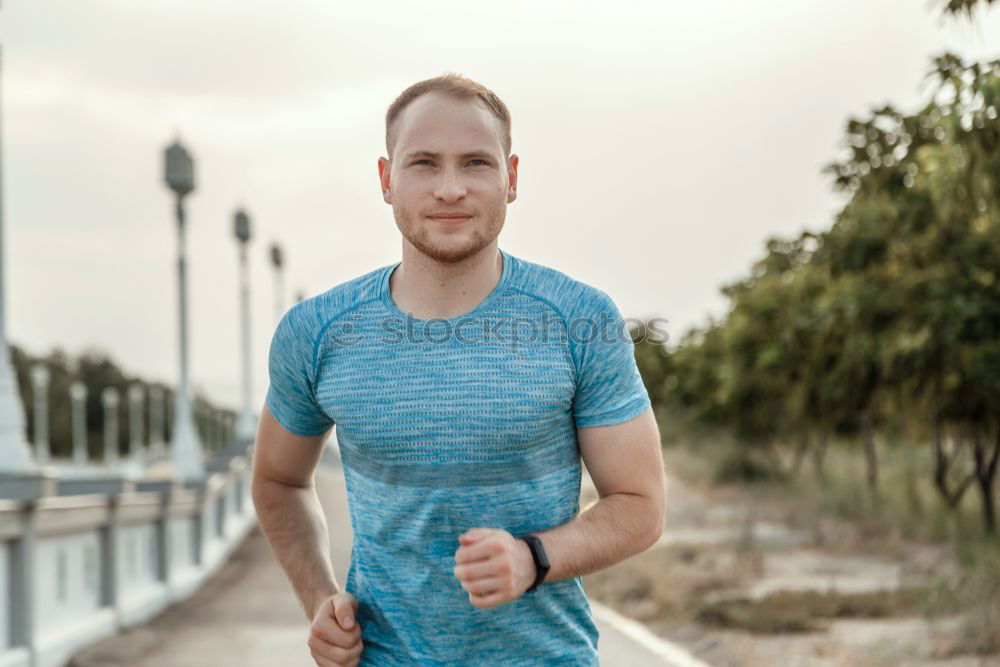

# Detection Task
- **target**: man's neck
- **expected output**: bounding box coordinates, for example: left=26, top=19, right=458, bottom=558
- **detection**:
left=389, top=242, right=503, bottom=320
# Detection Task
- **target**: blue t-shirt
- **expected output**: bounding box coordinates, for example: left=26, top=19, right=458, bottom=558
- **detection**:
left=265, top=247, right=651, bottom=666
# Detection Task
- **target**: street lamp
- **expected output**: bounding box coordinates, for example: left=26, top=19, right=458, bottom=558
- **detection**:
left=233, top=208, right=256, bottom=442
left=163, top=139, right=204, bottom=481
left=0, top=13, right=35, bottom=473
left=270, top=242, right=285, bottom=323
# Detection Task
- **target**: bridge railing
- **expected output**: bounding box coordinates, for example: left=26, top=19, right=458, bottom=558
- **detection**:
left=0, top=443, right=257, bottom=667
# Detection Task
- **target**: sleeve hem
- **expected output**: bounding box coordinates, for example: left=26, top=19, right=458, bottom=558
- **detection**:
left=574, top=395, right=651, bottom=430
left=265, top=392, right=334, bottom=438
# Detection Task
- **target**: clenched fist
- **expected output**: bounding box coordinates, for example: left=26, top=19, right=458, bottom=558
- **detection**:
left=308, top=591, right=363, bottom=666
left=453, top=527, right=538, bottom=609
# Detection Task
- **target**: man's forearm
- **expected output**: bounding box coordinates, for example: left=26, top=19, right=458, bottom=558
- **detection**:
left=251, top=476, right=340, bottom=619
left=532, top=492, right=662, bottom=582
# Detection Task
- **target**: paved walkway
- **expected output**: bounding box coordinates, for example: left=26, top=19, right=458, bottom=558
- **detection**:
left=71, top=459, right=707, bottom=666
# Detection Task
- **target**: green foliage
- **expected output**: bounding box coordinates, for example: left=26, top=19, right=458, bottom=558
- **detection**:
left=633, top=51, right=1000, bottom=534
left=11, top=343, right=234, bottom=459
left=939, top=0, right=998, bottom=18
left=712, top=450, right=781, bottom=485
left=630, top=322, right=673, bottom=406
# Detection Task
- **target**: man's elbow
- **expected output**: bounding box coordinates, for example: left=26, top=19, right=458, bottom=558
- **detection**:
left=642, top=513, right=664, bottom=551
left=251, top=472, right=301, bottom=513
left=249, top=473, right=274, bottom=506
left=251, top=470, right=309, bottom=498
left=641, top=479, right=667, bottom=549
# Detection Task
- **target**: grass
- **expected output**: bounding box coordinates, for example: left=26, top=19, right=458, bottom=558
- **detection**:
left=656, top=412, right=1000, bottom=653
left=659, top=423, right=993, bottom=546
left=921, top=538, right=1000, bottom=656
left=694, top=588, right=928, bottom=634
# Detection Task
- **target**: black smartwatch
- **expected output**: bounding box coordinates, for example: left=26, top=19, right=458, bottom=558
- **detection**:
left=517, top=534, right=550, bottom=593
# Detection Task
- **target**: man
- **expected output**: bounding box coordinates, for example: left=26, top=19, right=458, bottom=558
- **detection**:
left=251, top=74, right=666, bottom=666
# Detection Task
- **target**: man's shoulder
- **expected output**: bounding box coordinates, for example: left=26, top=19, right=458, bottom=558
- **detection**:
left=279, top=263, right=390, bottom=337
left=507, top=252, right=616, bottom=320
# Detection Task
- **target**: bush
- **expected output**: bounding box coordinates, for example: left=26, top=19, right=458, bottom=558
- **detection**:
left=713, top=451, right=781, bottom=484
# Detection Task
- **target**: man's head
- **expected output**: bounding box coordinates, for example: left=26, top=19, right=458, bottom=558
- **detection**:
left=378, top=74, right=518, bottom=265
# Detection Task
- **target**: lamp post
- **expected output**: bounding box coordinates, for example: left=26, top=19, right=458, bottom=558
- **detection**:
left=0, top=7, right=35, bottom=473
left=270, top=242, right=285, bottom=323
left=234, top=209, right=256, bottom=442
left=163, top=139, right=204, bottom=481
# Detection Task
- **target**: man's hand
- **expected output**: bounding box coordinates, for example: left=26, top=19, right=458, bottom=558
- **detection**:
left=307, top=591, right=363, bottom=666
left=453, top=528, right=537, bottom=609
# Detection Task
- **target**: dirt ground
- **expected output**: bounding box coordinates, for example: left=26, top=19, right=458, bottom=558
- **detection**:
left=580, top=449, right=1000, bottom=667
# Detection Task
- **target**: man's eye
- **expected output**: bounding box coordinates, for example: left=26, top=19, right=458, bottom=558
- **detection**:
left=469, top=159, right=489, bottom=166
left=412, top=159, right=432, bottom=166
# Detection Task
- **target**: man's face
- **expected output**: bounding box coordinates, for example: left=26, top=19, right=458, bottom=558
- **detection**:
left=378, top=92, right=518, bottom=264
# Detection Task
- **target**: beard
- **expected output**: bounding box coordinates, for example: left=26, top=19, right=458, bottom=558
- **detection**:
left=393, top=202, right=506, bottom=265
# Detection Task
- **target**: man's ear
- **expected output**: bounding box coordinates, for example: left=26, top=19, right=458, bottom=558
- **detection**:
left=507, top=154, right=519, bottom=204
left=378, top=157, right=392, bottom=204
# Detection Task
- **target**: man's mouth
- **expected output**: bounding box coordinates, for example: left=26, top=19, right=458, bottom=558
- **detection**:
left=427, top=213, right=473, bottom=222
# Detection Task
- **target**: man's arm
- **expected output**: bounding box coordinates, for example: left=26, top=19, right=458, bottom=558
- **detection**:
left=528, top=407, right=666, bottom=582
left=250, top=405, right=339, bottom=620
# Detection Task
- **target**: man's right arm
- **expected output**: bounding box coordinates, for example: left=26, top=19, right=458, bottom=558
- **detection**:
left=250, top=405, right=338, bottom=620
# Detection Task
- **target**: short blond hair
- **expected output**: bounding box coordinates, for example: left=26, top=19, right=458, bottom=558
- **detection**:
left=385, top=73, right=512, bottom=160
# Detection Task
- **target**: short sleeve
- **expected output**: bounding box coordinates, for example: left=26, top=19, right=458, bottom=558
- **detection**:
left=570, top=288, right=651, bottom=430
left=265, top=302, right=335, bottom=437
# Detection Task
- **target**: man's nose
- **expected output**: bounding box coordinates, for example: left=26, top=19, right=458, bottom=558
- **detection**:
left=433, top=168, right=467, bottom=203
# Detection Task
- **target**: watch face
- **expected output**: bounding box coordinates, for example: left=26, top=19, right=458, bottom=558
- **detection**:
left=528, top=535, right=550, bottom=570
left=536, top=540, right=550, bottom=569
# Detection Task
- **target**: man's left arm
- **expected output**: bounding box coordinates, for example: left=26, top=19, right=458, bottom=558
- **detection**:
left=528, top=406, right=666, bottom=582
left=453, top=407, right=666, bottom=608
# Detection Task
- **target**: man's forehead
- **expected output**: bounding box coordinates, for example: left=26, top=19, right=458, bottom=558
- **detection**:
left=393, top=93, right=505, bottom=155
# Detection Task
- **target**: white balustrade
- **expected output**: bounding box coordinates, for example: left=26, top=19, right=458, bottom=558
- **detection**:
left=0, top=446, right=257, bottom=667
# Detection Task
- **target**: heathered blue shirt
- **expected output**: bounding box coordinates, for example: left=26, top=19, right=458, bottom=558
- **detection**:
left=265, top=247, right=651, bottom=666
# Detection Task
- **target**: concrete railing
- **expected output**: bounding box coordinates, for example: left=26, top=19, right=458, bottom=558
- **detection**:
left=0, top=445, right=257, bottom=667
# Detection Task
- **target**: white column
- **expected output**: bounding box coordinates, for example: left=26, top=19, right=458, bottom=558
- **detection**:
left=102, top=387, right=120, bottom=467
left=30, top=363, right=50, bottom=463
left=149, top=385, right=164, bottom=457
left=70, top=381, right=88, bottom=465
left=0, top=41, right=35, bottom=473
left=128, top=384, right=144, bottom=461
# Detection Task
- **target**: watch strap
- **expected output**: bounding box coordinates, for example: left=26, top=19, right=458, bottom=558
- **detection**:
left=517, top=534, right=550, bottom=593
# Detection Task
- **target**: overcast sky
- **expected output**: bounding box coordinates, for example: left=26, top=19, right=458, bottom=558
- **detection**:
left=2, top=1, right=998, bottom=410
